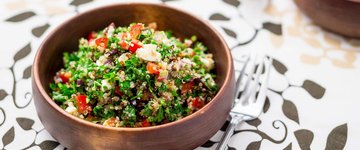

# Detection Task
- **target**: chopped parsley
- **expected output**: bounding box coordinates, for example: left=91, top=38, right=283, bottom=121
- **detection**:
left=50, top=22, right=218, bottom=127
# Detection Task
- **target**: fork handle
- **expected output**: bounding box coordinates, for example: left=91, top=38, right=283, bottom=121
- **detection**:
left=216, top=115, right=243, bottom=150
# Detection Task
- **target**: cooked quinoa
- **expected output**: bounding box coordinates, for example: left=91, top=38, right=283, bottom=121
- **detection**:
left=49, top=22, right=218, bottom=127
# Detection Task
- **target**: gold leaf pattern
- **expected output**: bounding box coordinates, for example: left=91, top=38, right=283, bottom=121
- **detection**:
left=331, top=59, right=354, bottom=68
left=283, top=6, right=360, bottom=69
left=270, top=34, right=283, bottom=48
left=304, top=37, right=321, bottom=48
left=345, top=52, right=356, bottom=61
left=265, top=3, right=281, bottom=16
left=45, top=6, right=71, bottom=16
left=303, top=23, right=320, bottom=37
left=294, top=12, right=302, bottom=26
left=323, top=34, right=341, bottom=49
left=5, top=0, right=27, bottom=10
left=287, top=26, right=300, bottom=37
left=300, top=54, right=322, bottom=65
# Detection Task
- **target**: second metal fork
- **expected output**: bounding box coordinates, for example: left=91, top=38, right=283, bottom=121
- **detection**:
left=216, top=54, right=273, bottom=150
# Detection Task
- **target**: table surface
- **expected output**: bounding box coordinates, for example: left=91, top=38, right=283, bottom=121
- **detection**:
left=0, top=0, right=359, bottom=149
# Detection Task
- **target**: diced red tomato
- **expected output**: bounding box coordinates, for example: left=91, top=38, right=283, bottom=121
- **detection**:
left=87, top=31, right=97, bottom=41
left=114, top=86, right=124, bottom=96
left=59, top=75, right=69, bottom=83
left=147, top=62, right=160, bottom=75
left=76, top=94, right=91, bottom=114
left=181, top=81, right=194, bottom=94
left=142, top=119, right=151, bottom=127
left=189, top=97, right=205, bottom=109
left=198, top=100, right=205, bottom=109
left=192, top=98, right=199, bottom=108
left=119, top=40, right=129, bottom=50
left=129, top=41, right=142, bottom=53
left=130, top=23, right=143, bottom=38
left=95, top=37, right=108, bottom=48
left=59, top=72, right=71, bottom=83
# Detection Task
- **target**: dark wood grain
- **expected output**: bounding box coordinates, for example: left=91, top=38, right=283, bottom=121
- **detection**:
left=294, top=0, right=360, bottom=38
left=32, top=3, right=235, bottom=150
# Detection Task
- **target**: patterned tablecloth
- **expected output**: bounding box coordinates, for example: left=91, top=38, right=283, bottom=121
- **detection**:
left=1, top=0, right=359, bottom=149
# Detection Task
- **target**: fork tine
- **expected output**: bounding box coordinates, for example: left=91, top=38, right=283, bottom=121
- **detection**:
left=242, top=53, right=257, bottom=92
left=252, top=57, right=272, bottom=113
left=236, top=53, right=258, bottom=103
left=234, top=56, right=250, bottom=98
left=247, top=56, right=265, bottom=103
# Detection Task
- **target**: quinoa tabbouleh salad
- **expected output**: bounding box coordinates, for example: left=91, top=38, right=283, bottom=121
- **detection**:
left=49, top=22, right=218, bottom=127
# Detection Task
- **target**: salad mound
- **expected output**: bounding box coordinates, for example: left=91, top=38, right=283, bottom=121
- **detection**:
left=50, top=22, right=218, bottom=127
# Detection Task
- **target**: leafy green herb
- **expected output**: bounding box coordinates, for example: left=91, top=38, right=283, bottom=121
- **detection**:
left=49, top=22, right=218, bottom=127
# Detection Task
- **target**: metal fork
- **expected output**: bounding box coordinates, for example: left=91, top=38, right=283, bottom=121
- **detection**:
left=216, top=54, right=273, bottom=150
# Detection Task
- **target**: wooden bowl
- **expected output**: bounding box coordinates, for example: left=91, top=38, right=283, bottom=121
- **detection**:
left=294, top=0, right=360, bottom=38
left=32, top=3, right=235, bottom=150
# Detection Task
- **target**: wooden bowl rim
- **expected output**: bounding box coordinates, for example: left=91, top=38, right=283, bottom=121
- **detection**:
left=33, top=2, right=233, bottom=132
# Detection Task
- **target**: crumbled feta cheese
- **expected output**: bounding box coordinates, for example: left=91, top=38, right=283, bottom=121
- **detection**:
left=89, top=40, right=96, bottom=47
left=106, top=25, right=115, bottom=38
left=144, top=44, right=157, bottom=51
left=88, top=72, right=95, bottom=79
left=65, top=102, right=78, bottom=115
left=114, top=106, right=121, bottom=110
left=153, top=31, right=167, bottom=43
left=79, top=38, right=88, bottom=45
left=97, top=46, right=106, bottom=53
left=118, top=52, right=130, bottom=63
left=181, top=58, right=193, bottom=64
left=96, top=55, right=108, bottom=66
left=103, top=92, right=110, bottom=99
left=110, top=43, right=117, bottom=49
left=153, top=31, right=171, bottom=45
left=101, top=79, right=112, bottom=91
left=200, top=54, right=215, bottom=71
left=184, top=39, right=193, bottom=47
left=180, top=58, right=195, bottom=68
left=117, top=71, right=126, bottom=82
left=202, top=74, right=216, bottom=86
left=130, top=82, right=135, bottom=88
left=69, top=61, right=76, bottom=68
left=136, top=44, right=161, bottom=62
left=54, top=76, right=62, bottom=84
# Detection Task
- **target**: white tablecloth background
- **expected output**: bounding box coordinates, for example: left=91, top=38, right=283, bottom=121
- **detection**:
left=0, top=0, right=358, bottom=149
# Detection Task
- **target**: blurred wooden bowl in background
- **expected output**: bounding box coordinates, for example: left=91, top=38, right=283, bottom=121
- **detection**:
left=294, top=0, right=360, bottom=38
